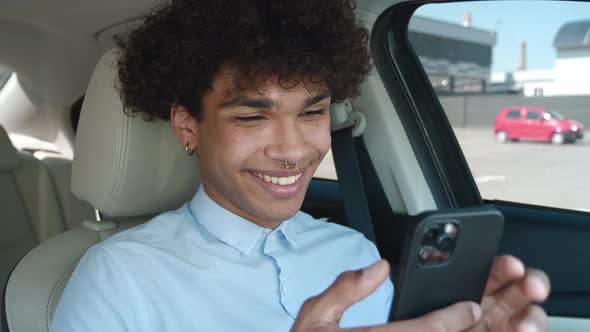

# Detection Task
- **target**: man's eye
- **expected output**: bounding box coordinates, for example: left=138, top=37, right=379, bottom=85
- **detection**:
left=301, top=110, right=325, bottom=117
left=236, top=116, right=265, bottom=122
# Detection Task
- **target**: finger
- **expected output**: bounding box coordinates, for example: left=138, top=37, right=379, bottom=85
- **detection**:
left=484, top=255, right=526, bottom=296
left=347, top=302, right=481, bottom=332
left=290, top=260, right=390, bottom=332
left=509, top=305, right=547, bottom=332
left=475, top=269, right=550, bottom=331
left=314, top=260, right=391, bottom=324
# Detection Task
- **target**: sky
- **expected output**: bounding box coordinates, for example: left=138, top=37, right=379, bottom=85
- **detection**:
left=415, top=1, right=590, bottom=73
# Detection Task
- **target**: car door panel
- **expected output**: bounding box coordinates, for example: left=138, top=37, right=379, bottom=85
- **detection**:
left=301, top=179, right=346, bottom=224
left=507, top=109, right=524, bottom=139
left=492, top=202, right=590, bottom=317
left=548, top=317, right=590, bottom=332
left=524, top=112, right=545, bottom=140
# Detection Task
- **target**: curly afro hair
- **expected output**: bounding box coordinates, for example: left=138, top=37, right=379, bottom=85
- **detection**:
left=118, top=0, right=371, bottom=121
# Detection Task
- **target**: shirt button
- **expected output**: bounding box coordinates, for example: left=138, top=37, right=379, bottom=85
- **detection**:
left=282, top=284, right=288, bottom=293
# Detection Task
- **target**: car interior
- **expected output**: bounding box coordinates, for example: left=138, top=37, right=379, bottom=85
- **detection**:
left=0, top=124, right=94, bottom=321
left=1, top=0, right=590, bottom=331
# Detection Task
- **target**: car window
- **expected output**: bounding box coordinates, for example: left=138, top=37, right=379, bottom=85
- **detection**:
left=526, top=111, right=542, bottom=120
left=314, top=149, right=337, bottom=180
left=0, top=66, right=67, bottom=156
left=506, top=110, right=521, bottom=119
left=548, top=110, right=565, bottom=120
left=409, top=1, right=590, bottom=212
left=0, top=65, right=10, bottom=90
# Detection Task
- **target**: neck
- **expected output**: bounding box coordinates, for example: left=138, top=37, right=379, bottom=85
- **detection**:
left=201, top=183, right=281, bottom=229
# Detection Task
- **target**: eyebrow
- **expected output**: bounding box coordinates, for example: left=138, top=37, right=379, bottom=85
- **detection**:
left=220, top=92, right=331, bottom=110
left=221, top=96, right=279, bottom=110
left=304, top=93, right=331, bottom=107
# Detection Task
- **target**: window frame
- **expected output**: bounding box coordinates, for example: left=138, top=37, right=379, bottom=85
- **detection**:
left=0, top=67, right=11, bottom=91
left=371, top=2, right=482, bottom=210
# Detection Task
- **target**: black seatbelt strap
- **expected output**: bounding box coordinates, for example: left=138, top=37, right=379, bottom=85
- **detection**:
left=331, top=125, right=376, bottom=243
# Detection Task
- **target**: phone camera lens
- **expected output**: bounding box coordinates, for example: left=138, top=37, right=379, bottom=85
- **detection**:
left=436, top=233, right=453, bottom=251
left=424, top=227, right=440, bottom=244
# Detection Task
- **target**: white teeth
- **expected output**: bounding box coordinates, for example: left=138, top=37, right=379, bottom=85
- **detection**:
left=254, top=172, right=303, bottom=186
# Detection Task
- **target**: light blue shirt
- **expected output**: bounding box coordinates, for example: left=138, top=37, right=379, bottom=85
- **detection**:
left=51, top=187, right=393, bottom=331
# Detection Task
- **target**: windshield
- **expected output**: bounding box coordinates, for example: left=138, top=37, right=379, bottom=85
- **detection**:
left=548, top=111, right=566, bottom=120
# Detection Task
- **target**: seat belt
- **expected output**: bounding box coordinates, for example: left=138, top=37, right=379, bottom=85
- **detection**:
left=330, top=101, right=376, bottom=243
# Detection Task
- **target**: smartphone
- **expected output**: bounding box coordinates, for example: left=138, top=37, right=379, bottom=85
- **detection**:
left=389, top=206, right=504, bottom=321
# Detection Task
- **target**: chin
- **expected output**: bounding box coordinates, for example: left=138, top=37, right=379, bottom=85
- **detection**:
left=259, top=204, right=301, bottom=223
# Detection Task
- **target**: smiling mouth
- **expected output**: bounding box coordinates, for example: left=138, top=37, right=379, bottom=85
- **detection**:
left=251, top=171, right=303, bottom=186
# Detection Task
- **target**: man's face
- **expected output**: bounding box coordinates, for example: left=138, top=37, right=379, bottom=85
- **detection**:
left=177, top=70, right=332, bottom=228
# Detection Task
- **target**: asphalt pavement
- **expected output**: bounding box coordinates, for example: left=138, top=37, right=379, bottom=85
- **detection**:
left=453, top=127, right=590, bottom=212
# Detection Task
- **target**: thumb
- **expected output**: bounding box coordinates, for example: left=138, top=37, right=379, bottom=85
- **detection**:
left=319, top=259, right=391, bottom=322
left=296, top=259, right=390, bottom=328
left=382, top=302, right=481, bottom=332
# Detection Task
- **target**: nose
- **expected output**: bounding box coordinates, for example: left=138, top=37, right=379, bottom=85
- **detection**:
left=265, top=119, right=307, bottom=166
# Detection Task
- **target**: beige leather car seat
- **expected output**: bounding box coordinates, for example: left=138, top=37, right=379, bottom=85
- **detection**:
left=0, top=126, right=89, bottom=332
left=0, top=126, right=65, bottom=242
left=3, top=49, right=200, bottom=332
left=38, top=156, right=95, bottom=230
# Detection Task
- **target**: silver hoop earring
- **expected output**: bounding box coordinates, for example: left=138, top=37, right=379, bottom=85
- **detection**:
left=185, top=143, right=194, bottom=156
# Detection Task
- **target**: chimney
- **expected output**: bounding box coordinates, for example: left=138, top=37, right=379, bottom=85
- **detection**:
left=463, top=12, right=471, bottom=28
left=518, top=41, right=527, bottom=71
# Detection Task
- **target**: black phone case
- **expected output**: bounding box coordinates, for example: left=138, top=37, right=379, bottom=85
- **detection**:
left=390, top=206, right=504, bottom=321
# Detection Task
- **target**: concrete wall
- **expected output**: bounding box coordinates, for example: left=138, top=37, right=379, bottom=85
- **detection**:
left=439, top=94, right=590, bottom=128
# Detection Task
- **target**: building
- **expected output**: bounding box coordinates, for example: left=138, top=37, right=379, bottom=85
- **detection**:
left=552, top=19, right=590, bottom=95
left=491, top=19, right=590, bottom=97
left=408, top=16, right=497, bottom=94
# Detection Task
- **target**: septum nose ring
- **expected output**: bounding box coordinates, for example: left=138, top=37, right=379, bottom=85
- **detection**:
left=284, top=160, right=299, bottom=169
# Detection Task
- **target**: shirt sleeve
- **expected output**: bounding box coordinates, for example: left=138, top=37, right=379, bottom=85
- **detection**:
left=366, top=238, right=395, bottom=323
left=50, top=246, right=135, bottom=332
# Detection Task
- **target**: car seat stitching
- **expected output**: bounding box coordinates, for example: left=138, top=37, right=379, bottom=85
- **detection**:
left=104, top=111, right=129, bottom=214
left=43, top=257, right=83, bottom=330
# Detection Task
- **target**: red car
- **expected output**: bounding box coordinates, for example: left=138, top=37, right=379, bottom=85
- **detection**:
left=493, top=107, right=584, bottom=145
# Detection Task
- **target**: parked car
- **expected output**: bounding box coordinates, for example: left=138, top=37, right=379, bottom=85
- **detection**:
left=493, top=106, right=584, bottom=145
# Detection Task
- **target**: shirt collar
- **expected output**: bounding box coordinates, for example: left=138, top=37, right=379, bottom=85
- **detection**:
left=188, top=186, right=298, bottom=255
left=276, top=216, right=299, bottom=249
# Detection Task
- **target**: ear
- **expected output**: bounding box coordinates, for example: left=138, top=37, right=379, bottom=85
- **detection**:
left=170, top=105, right=199, bottom=152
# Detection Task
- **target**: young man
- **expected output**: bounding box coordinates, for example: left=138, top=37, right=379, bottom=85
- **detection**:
left=51, top=0, right=550, bottom=331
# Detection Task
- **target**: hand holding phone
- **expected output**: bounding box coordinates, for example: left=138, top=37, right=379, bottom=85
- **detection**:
left=390, top=206, right=504, bottom=321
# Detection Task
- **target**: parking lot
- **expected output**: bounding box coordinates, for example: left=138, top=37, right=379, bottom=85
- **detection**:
left=454, top=127, right=589, bottom=212
left=315, top=127, right=590, bottom=212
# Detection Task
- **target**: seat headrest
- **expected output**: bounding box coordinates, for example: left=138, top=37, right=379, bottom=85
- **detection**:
left=0, top=125, right=19, bottom=171
left=71, top=49, right=200, bottom=218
